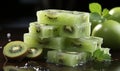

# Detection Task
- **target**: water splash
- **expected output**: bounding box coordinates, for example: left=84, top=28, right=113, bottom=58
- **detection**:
left=7, top=33, right=11, bottom=42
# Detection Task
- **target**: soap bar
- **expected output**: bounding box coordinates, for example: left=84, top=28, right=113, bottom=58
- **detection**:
left=63, top=37, right=102, bottom=54
left=37, top=9, right=90, bottom=26
left=24, top=33, right=64, bottom=50
left=29, top=22, right=91, bottom=38
left=29, top=22, right=59, bottom=38
left=47, top=50, right=88, bottom=67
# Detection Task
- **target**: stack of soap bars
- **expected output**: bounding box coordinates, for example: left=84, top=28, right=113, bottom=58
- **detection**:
left=23, top=9, right=111, bottom=67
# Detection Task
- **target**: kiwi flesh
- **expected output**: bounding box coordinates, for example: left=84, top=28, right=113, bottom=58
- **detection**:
left=26, top=47, right=43, bottom=59
left=3, top=41, right=28, bottom=60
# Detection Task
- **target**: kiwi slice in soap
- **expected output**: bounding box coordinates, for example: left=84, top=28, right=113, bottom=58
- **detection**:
left=27, top=47, right=43, bottom=59
left=3, top=41, right=28, bottom=60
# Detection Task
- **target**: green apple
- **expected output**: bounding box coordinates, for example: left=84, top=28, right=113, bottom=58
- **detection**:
left=92, top=20, right=120, bottom=50
left=108, top=7, right=120, bottom=23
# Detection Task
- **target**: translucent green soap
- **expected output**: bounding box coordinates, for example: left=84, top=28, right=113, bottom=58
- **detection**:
left=37, top=9, right=90, bottom=26
left=29, top=22, right=91, bottom=38
left=47, top=50, right=88, bottom=67
left=24, top=33, right=64, bottom=50
left=23, top=33, right=43, bottom=48
left=29, top=22, right=58, bottom=38
left=63, top=37, right=103, bottom=54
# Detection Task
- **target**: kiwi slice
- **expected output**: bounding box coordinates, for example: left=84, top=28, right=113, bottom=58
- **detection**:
left=3, top=41, right=28, bottom=60
left=26, top=47, right=43, bottom=59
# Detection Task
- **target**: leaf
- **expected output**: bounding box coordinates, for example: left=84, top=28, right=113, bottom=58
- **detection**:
left=102, top=8, right=109, bottom=17
left=89, top=2, right=102, bottom=15
left=93, top=48, right=111, bottom=62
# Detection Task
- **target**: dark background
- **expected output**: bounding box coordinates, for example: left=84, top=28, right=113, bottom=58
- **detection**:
left=0, top=0, right=120, bottom=30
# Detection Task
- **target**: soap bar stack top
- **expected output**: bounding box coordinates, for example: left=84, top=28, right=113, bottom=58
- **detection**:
left=37, top=9, right=90, bottom=26
left=35, top=9, right=91, bottom=38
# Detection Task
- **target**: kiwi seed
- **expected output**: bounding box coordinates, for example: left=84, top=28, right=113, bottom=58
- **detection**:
left=63, top=25, right=74, bottom=33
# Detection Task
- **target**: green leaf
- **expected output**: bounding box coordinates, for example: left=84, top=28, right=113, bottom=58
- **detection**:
left=102, top=8, right=109, bottom=17
left=93, top=48, right=111, bottom=62
left=89, top=2, right=102, bottom=15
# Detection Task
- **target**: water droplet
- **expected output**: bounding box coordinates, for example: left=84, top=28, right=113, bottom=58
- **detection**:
left=0, top=46, right=2, bottom=49
left=8, top=39, right=11, bottom=42
left=7, top=33, right=11, bottom=38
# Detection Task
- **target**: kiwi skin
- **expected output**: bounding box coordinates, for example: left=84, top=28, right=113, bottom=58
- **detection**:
left=3, top=41, right=29, bottom=61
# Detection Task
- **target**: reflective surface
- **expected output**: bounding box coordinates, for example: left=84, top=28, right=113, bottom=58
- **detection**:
left=1, top=28, right=120, bottom=71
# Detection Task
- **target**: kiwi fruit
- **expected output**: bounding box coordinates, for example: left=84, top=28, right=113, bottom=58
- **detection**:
left=26, top=47, right=43, bottom=59
left=3, top=41, right=28, bottom=60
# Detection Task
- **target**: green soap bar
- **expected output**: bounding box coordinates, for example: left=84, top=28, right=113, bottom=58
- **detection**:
left=23, top=33, right=42, bottom=48
left=24, top=33, right=64, bottom=50
left=37, top=9, right=90, bottom=26
left=47, top=50, right=88, bottom=67
left=29, top=22, right=91, bottom=38
left=29, top=22, right=59, bottom=38
left=29, top=22, right=41, bottom=36
left=63, top=37, right=101, bottom=54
